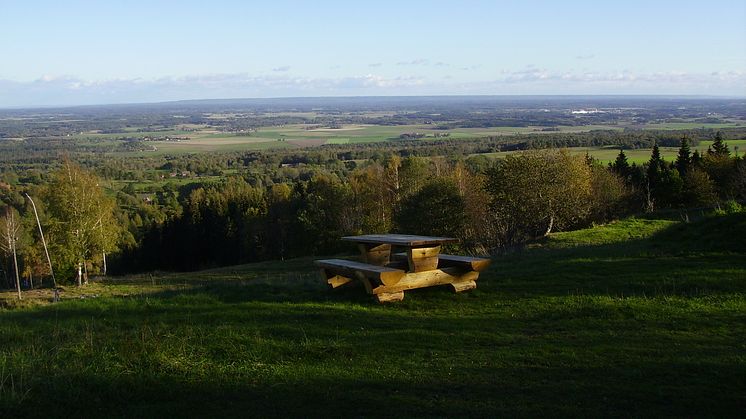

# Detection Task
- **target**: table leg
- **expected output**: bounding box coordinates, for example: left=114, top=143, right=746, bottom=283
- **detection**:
left=406, top=245, right=441, bottom=272
left=358, top=243, right=391, bottom=266
left=375, top=291, right=405, bottom=303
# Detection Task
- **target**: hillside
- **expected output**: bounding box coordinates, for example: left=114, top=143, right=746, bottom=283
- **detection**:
left=1, top=213, right=745, bottom=417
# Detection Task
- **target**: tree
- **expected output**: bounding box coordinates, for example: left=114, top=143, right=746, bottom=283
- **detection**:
left=395, top=179, right=466, bottom=238
left=0, top=207, right=22, bottom=299
left=611, top=149, right=631, bottom=180
left=675, top=138, right=691, bottom=176
left=682, top=168, right=717, bottom=207
left=589, top=166, right=630, bottom=223
left=691, top=150, right=703, bottom=168
left=734, top=159, right=746, bottom=200
left=703, top=142, right=736, bottom=199
left=485, top=150, right=593, bottom=244
left=708, top=131, right=730, bottom=157
left=647, top=143, right=664, bottom=186
left=44, top=160, right=119, bottom=285
left=266, top=183, right=293, bottom=260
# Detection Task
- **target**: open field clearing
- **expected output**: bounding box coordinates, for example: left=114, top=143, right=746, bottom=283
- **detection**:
left=475, top=145, right=683, bottom=164
left=62, top=121, right=746, bottom=154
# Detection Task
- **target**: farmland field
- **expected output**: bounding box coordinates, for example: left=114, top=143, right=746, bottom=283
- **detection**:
left=63, top=119, right=745, bottom=154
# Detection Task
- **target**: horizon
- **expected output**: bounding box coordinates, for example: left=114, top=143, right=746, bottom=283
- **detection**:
left=1, top=0, right=745, bottom=107
left=2, top=93, right=745, bottom=112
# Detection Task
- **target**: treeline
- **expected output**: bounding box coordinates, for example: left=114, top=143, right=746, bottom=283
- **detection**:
left=608, top=133, right=745, bottom=211
left=110, top=134, right=746, bottom=273
left=2, top=134, right=745, bottom=288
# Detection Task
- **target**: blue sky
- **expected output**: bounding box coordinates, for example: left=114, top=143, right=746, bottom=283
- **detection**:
left=1, top=0, right=744, bottom=106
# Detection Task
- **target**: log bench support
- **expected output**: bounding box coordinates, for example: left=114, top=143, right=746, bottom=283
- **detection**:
left=316, top=254, right=490, bottom=303
left=406, top=245, right=441, bottom=272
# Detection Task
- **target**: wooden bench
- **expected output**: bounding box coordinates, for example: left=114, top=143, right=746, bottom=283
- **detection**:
left=315, top=259, right=406, bottom=289
left=392, top=253, right=491, bottom=272
left=437, top=254, right=491, bottom=272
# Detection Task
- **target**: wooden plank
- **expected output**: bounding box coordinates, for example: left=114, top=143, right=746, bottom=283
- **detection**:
left=451, top=280, right=477, bottom=292
left=314, top=259, right=405, bottom=286
left=407, top=245, right=441, bottom=272
left=375, top=291, right=405, bottom=303
left=342, top=234, right=459, bottom=247
left=372, top=268, right=479, bottom=294
left=438, top=254, right=491, bottom=272
left=358, top=243, right=391, bottom=266
left=327, top=274, right=352, bottom=288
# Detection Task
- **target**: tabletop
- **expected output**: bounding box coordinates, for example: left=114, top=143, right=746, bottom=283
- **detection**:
left=341, top=234, right=459, bottom=247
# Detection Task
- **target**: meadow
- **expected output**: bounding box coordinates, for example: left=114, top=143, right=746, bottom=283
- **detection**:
left=66, top=120, right=744, bottom=155
left=1, top=211, right=744, bottom=417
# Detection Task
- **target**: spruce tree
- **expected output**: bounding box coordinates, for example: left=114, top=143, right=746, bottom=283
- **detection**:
left=691, top=150, right=703, bottom=167
left=611, top=149, right=630, bottom=179
left=675, top=138, right=691, bottom=175
left=708, top=131, right=730, bottom=157
left=647, top=143, right=664, bottom=184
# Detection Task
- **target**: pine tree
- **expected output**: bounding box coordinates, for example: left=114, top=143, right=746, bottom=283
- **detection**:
left=611, top=149, right=630, bottom=179
left=647, top=143, right=664, bottom=184
left=675, top=138, right=691, bottom=175
left=708, top=131, right=730, bottom=157
left=691, top=150, right=703, bottom=167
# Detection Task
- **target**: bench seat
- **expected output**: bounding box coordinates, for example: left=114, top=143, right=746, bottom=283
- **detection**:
left=315, top=258, right=405, bottom=286
left=437, top=254, right=491, bottom=272
left=392, top=252, right=491, bottom=272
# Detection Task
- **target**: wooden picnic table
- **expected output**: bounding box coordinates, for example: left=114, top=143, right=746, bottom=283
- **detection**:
left=342, top=234, right=459, bottom=273
left=316, top=234, right=490, bottom=303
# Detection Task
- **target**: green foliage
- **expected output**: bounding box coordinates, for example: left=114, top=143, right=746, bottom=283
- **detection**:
left=610, top=148, right=631, bottom=180
left=675, top=137, right=691, bottom=175
left=394, top=179, right=466, bottom=237
left=682, top=168, right=717, bottom=207
left=708, top=131, right=730, bottom=157
left=44, top=161, right=119, bottom=283
left=486, top=150, right=593, bottom=243
left=588, top=165, right=630, bottom=222
left=714, top=200, right=744, bottom=216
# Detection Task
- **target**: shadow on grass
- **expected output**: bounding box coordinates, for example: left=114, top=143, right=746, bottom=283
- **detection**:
left=1, top=294, right=744, bottom=417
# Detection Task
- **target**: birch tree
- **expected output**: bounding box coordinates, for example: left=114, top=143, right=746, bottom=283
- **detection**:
left=0, top=207, right=22, bottom=300
left=44, top=160, right=118, bottom=285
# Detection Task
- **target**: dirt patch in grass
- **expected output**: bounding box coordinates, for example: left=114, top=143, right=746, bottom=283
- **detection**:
left=287, top=138, right=328, bottom=147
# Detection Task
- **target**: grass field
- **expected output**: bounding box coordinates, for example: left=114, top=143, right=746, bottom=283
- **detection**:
left=1, top=211, right=744, bottom=417
left=67, top=119, right=745, bottom=155
left=477, top=137, right=746, bottom=164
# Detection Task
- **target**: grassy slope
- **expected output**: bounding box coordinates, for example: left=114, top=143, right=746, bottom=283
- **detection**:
left=1, top=214, right=745, bottom=417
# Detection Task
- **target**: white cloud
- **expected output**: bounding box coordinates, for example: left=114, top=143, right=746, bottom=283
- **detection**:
left=396, top=58, right=429, bottom=66
left=0, top=70, right=743, bottom=108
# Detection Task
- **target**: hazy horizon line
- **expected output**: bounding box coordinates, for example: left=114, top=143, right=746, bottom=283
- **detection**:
left=2, top=93, right=744, bottom=111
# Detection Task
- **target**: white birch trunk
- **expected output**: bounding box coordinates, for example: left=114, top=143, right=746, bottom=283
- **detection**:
left=25, top=193, right=56, bottom=288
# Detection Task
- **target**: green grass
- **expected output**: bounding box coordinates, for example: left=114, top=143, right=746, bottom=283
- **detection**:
left=1, top=213, right=745, bottom=417
left=63, top=121, right=746, bottom=155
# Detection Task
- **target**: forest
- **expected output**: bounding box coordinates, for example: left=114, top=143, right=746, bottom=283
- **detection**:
left=2, top=97, right=746, bottom=290
left=1, top=112, right=744, bottom=290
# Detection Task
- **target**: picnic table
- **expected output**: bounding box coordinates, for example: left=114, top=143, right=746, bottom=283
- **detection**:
left=315, top=234, right=490, bottom=303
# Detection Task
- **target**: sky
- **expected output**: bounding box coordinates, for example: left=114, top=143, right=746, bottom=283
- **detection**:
left=0, top=0, right=745, bottom=107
